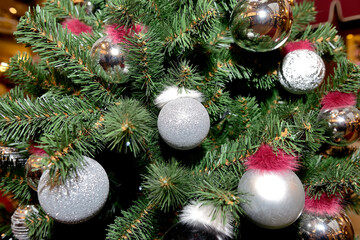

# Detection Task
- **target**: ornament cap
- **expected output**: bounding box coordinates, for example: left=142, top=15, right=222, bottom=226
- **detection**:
left=154, top=86, right=204, bottom=109
left=282, top=40, right=314, bottom=56
left=304, top=191, right=342, bottom=216
left=179, top=201, right=233, bottom=237
left=246, top=144, right=299, bottom=172
left=321, top=91, right=357, bottom=110
left=62, top=18, right=93, bottom=35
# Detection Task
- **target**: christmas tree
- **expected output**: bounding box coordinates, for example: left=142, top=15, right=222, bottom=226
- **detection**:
left=1, top=0, right=360, bottom=239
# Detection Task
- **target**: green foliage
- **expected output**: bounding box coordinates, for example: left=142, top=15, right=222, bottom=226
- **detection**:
left=143, top=160, right=193, bottom=212
left=106, top=198, right=158, bottom=240
left=26, top=206, right=54, bottom=240
left=0, top=177, right=32, bottom=204
left=289, top=0, right=316, bottom=40
left=103, top=98, right=155, bottom=156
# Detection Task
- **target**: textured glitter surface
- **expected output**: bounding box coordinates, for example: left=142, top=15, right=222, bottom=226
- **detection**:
left=278, top=49, right=325, bottom=94
left=238, top=169, right=305, bottom=229
left=157, top=98, right=210, bottom=150
left=37, top=156, right=109, bottom=224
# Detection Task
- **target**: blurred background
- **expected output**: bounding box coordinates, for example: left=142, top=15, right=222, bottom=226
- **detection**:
left=0, top=0, right=359, bottom=237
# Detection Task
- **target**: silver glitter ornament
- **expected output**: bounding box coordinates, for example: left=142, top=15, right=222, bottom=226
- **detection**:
left=90, top=36, right=129, bottom=73
left=238, top=169, right=304, bottom=229
left=298, top=212, right=354, bottom=240
left=318, top=106, right=360, bottom=146
left=230, top=0, right=293, bottom=52
left=11, top=205, right=38, bottom=240
left=157, top=98, right=210, bottom=150
left=37, top=156, right=109, bottom=224
left=278, top=49, right=325, bottom=94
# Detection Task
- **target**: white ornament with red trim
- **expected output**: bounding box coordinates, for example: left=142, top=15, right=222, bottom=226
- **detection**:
left=238, top=144, right=305, bottom=229
left=278, top=40, right=325, bottom=94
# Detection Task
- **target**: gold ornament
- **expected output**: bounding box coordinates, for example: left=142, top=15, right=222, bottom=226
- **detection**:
left=230, top=0, right=293, bottom=52
left=318, top=106, right=360, bottom=146
left=25, top=154, right=48, bottom=191
left=298, top=212, right=355, bottom=240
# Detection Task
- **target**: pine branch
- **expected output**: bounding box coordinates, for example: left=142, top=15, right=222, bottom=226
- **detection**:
left=26, top=206, right=54, bottom=240
left=143, top=160, right=194, bottom=212
left=15, top=6, right=121, bottom=106
left=289, top=0, right=316, bottom=40
left=103, top=98, right=155, bottom=156
left=126, top=30, right=164, bottom=102
left=165, top=60, right=203, bottom=90
left=164, top=0, right=219, bottom=52
left=106, top=198, right=158, bottom=240
left=0, top=177, right=32, bottom=204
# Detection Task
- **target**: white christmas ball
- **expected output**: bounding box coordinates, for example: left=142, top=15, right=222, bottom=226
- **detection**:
left=278, top=49, right=325, bottom=94
left=37, top=156, right=109, bottom=224
left=238, top=169, right=305, bottom=229
left=157, top=98, right=210, bottom=150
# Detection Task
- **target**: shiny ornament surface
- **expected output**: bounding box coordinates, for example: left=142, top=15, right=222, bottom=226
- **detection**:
left=278, top=49, right=325, bottom=94
left=318, top=106, right=360, bottom=146
left=11, top=205, right=37, bottom=240
left=298, top=212, right=354, bottom=240
left=163, top=222, right=231, bottom=240
left=90, top=36, right=128, bottom=73
left=157, top=98, right=210, bottom=150
left=0, top=146, right=26, bottom=165
left=230, top=0, right=293, bottom=52
left=25, top=154, right=48, bottom=192
left=238, top=169, right=304, bottom=229
left=38, top=156, right=109, bottom=224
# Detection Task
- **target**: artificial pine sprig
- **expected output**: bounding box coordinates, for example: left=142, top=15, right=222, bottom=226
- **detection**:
left=143, top=160, right=194, bottom=212
left=106, top=197, right=158, bottom=240
left=288, top=0, right=316, bottom=40
left=0, top=177, right=32, bottom=204
left=103, top=98, right=155, bottom=156
left=26, top=206, right=54, bottom=240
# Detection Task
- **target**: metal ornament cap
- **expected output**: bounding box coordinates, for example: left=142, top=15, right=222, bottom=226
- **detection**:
left=238, top=169, right=305, bottom=229
left=37, top=156, right=109, bottom=224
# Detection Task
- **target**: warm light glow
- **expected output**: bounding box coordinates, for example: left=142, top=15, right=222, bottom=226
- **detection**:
left=0, top=62, right=9, bottom=72
left=347, top=34, right=354, bottom=40
left=9, top=7, right=17, bottom=14
left=255, top=173, right=286, bottom=201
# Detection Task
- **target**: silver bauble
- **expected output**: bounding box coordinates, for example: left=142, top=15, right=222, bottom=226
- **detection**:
left=37, top=156, right=109, bottom=224
left=278, top=49, right=325, bottom=94
left=90, top=36, right=129, bottom=73
left=230, top=0, right=293, bottom=52
left=238, top=169, right=305, bottom=229
left=157, top=98, right=210, bottom=150
left=318, top=106, right=360, bottom=146
left=298, top=212, right=355, bottom=240
left=11, top=205, right=38, bottom=240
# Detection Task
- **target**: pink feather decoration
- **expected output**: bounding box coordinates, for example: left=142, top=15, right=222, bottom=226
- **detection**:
left=282, top=40, right=314, bottom=56
left=321, top=91, right=357, bottom=110
left=245, top=144, right=299, bottom=172
left=29, top=144, right=47, bottom=156
left=304, top=191, right=342, bottom=216
left=62, top=18, right=93, bottom=35
left=105, top=24, right=146, bottom=44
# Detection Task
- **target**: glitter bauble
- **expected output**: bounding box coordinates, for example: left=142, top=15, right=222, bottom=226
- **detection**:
left=298, top=212, right=354, bottom=240
left=163, top=222, right=231, bottom=240
left=318, top=106, right=360, bottom=146
left=238, top=169, right=304, bottom=229
left=278, top=49, right=325, bottom=94
left=157, top=98, right=210, bottom=150
left=230, top=0, right=293, bottom=52
left=37, top=156, right=109, bottom=224
left=90, top=36, right=128, bottom=73
left=25, top=154, right=48, bottom=191
left=11, top=205, right=38, bottom=240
